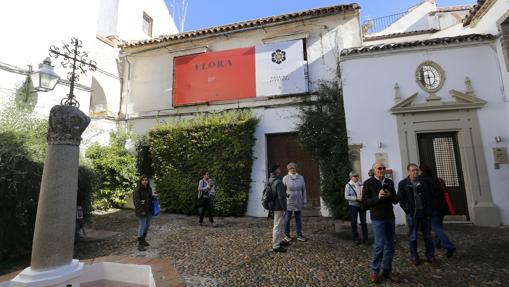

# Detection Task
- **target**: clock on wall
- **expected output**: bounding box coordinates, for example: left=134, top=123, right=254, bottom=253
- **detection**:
left=415, top=61, right=445, bottom=93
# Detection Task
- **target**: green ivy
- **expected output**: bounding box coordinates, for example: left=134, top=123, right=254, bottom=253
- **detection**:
left=297, top=69, right=351, bottom=219
left=149, top=110, right=258, bottom=216
left=85, top=129, right=137, bottom=209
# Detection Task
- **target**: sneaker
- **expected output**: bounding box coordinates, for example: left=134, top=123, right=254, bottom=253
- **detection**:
left=382, top=272, right=401, bottom=283
left=428, top=258, right=441, bottom=268
left=283, top=236, right=292, bottom=243
left=280, top=240, right=291, bottom=247
left=297, top=236, right=308, bottom=242
left=369, top=272, right=380, bottom=283
left=273, top=246, right=287, bottom=253
left=446, top=247, right=456, bottom=258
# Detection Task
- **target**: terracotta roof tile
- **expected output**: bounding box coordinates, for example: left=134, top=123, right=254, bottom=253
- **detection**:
left=341, top=33, right=495, bottom=56
left=363, top=29, right=438, bottom=42
left=463, top=0, right=495, bottom=26
left=428, top=5, right=473, bottom=15
left=122, top=3, right=359, bottom=49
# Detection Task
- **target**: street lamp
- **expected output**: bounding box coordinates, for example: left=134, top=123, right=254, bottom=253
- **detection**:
left=30, top=57, right=60, bottom=92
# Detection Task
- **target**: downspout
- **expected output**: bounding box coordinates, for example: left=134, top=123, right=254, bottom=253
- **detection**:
left=118, top=55, right=132, bottom=130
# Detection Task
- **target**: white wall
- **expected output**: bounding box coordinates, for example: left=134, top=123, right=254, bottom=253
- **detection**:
left=97, top=0, right=120, bottom=37
left=0, top=0, right=98, bottom=117
left=116, top=0, right=178, bottom=41
left=124, top=14, right=361, bottom=116
left=341, top=43, right=509, bottom=224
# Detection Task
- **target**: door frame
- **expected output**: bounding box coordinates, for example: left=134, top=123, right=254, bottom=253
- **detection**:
left=391, top=90, right=500, bottom=226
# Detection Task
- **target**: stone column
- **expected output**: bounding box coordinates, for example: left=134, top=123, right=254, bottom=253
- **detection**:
left=31, top=105, right=90, bottom=269
left=8, top=105, right=90, bottom=287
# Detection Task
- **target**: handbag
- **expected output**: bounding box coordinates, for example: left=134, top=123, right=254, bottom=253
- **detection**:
left=437, top=177, right=456, bottom=215
left=151, top=198, right=160, bottom=217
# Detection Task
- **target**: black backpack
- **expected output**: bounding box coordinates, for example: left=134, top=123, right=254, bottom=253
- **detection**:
left=261, top=178, right=276, bottom=210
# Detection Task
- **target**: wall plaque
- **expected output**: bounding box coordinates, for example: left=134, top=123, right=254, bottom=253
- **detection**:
left=493, top=147, right=509, bottom=164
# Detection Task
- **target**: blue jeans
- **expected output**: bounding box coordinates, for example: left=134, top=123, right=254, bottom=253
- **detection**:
left=284, top=210, right=303, bottom=237
left=431, top=214, right=455, bottom=252
left=407, top=212, right=435, bottom=260
left=371, top=219, right=395, bottom=274
left=349, top=205, right=368, bottom=242
left=137, top=215, right=151, bottom=237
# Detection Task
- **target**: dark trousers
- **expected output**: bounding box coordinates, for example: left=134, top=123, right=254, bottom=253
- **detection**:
left=431, top=213, right=455, bottom=252
left=349, top=205, right=368, bottom=243
left=407, top=211, right=435, bottom=260
left=199, top=198, right=214, bottom=223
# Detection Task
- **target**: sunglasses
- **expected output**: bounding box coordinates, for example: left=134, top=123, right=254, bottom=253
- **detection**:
left=376, top=167, right=386, bottom=170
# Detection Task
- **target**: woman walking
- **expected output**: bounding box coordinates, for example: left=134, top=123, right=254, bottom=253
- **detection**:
left=133, top=175, right=153, bottom=251
left=197, top=171, right=215, bottom=226
left=283, top=162, right=308, bottom=242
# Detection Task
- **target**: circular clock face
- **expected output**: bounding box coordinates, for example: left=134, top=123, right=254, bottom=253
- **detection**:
left=416, top=62, right=444, bottom=92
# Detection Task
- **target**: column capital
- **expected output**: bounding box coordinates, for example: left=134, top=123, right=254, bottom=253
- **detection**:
left=47, top=105, right=90, bottom=145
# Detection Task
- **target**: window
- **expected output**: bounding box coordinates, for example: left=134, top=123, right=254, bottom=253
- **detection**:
left=142, top=12, right=153, bottom=37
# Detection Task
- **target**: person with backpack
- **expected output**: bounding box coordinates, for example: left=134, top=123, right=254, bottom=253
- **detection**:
left=133, top=175, right=153, bottom=251
left=266, top=165, right=289, bottom=252
left=345, top=171, right=368, bottom=245
left=419, top=163, right=456, bottom=258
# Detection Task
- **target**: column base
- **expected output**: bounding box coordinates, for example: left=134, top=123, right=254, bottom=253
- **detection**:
left=8, top=260, right=83, bottom=287
left=472, top=202, right=500, bottom=227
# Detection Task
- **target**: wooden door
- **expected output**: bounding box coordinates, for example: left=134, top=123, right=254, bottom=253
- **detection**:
left=266, top=133, right=320, bottom=207
left=418, top=132, right=469, bottom=218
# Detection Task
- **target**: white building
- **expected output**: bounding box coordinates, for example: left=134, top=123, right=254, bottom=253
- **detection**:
left=0, top=0, right=178, bottom=145
left=341, top=0, right=509, bottom=226
left=117, top=4, right=362, bottom=217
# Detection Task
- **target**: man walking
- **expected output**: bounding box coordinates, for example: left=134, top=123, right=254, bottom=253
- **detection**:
left=397, top=163, right=439, bottom=267
left=362, top=162, right=400, bottom=283
left=269, top=165, right=289, bottom=253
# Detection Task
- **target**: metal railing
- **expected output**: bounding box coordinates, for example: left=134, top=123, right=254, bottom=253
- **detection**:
left=362, top=12, right=406, bottom=34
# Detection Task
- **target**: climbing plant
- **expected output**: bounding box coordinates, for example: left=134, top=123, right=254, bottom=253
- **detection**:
left=297, top=68, right=351, bottom=219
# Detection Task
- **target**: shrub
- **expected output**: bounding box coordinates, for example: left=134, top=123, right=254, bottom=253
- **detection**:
left=0, top=99, right=96, bottom=260
left=149, top=111, right=258, bottom=216
left=297, top=70, right=351, bottom=219
left=0, top=131, right=43, bottom=261
left=85, top=129, right=137, bottom=209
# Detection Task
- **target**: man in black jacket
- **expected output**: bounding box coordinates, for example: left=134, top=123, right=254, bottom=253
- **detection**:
left=398, top=163, right=439, bottom=267
left=269, top=165, right=289, bottom=253
left=362, top=162, right=400, bottom=283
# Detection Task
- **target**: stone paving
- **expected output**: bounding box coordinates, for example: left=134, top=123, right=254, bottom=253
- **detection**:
left=3, top=209, right=509, bottom=286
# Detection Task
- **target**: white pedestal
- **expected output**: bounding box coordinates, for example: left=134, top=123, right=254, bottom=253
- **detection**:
left=9, top=260, right=83, bottom=287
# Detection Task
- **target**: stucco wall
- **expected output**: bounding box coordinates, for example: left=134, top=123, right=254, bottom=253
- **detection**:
left=341, top=43, right=509, bottom=224
left=116, top=0, right=178, bottom=41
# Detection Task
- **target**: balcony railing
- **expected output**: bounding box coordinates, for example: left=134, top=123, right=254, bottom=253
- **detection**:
left=362, top=11, right=406, bottom=34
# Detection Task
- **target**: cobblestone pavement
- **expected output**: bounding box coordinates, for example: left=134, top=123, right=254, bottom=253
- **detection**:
left=7, top=209, right=509, bottom=286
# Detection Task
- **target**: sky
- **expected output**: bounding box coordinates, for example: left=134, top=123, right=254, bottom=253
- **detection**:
left=165, top=0, right=476, bottom=32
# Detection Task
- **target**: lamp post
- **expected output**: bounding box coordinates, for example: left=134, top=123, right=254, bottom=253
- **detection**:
left=30, top=57, right=60, bottom=92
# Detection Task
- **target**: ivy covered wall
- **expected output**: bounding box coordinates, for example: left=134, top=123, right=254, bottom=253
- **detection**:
left=148, top=111, right=258, bottom=217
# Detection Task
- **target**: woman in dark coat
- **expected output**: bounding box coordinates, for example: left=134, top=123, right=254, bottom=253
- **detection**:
left=419, top=164, right=456, bottom=258
left=133, top=175, right=153, bottom=251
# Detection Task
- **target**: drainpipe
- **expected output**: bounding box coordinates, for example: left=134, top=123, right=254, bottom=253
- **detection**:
left=118, top=55, right=131, bottom=121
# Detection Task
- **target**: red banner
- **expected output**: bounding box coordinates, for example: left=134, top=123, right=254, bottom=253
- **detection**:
left=173, top=47, right=256, bottom=106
